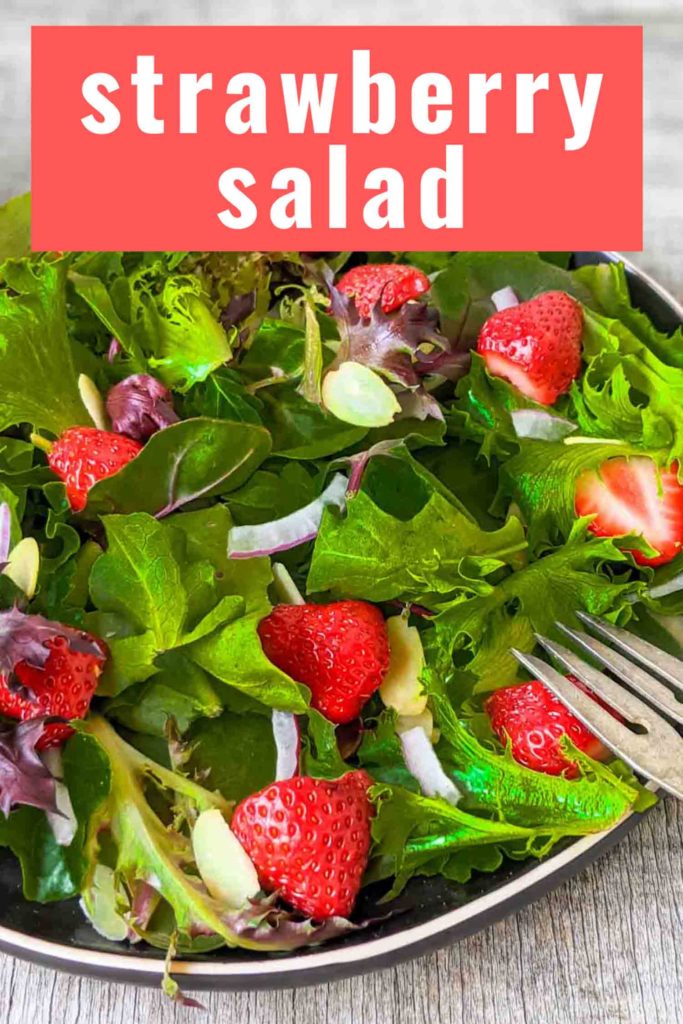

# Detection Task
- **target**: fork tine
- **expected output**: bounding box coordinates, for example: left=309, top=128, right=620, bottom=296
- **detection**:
left=511, top=646, right=683, bottom=800
left=576, top=612, right=683, bottom=695
left=555, top=622, right=683, bottom=726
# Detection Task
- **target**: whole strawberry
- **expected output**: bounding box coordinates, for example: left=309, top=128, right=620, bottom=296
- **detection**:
left=337, top=264, right=430, bottom=319
left=258, top=601, right=390, bottom=724
left=575, top=456, right=683, bottom=567
left=0, top=609, right=106, bottom=750
left=485, top=678, right=608, bottom=778
left=47, top=427, right=142, bottom=512
left=477, top=291, right=583, bottom=405
left=231, top=770, right=373, bottom=919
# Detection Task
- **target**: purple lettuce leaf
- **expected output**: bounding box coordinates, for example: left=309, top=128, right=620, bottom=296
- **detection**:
left=0, top=718, right=60, bottom=817
left=106, top=373, right=179, bottom=442
left=328, top=284, right=447, bottom=389
left=0, top=607, right=104, bottom=680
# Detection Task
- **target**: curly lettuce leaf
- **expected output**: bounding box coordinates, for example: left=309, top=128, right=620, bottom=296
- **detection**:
left=70, top=257, right=232, bottom=391
left=570, top=306, right=683, bottom=458
left=575, top=260, right=683, bottom=369
left=432, top=690, right=652, bottom=829
left=427, top=522, right=645, bottom=695
left=80, top=716, right=350, bottom=951
left=497, top=437, right=639, bottom=548
left=0, top=259, right=89, bottom=434
left=368, top=782, right=570, bottom=899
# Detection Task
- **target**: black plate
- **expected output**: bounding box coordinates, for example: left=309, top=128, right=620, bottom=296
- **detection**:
left=0, top=251, right=679, bottom=990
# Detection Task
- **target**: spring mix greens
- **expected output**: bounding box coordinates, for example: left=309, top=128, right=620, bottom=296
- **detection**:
left=0, top=191, right=678, bottom=967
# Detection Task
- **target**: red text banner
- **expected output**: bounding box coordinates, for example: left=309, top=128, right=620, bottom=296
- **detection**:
left=31, top=25, right=642, bottom=251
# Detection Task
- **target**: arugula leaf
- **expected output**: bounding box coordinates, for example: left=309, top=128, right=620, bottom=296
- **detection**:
left=0, top=259, right=89, bottom=434
left=427, top=523, right=644, bottom=695
left=240, top=319, right=306, bottom=379
left=84, top=417, right=271, bottom=518
left=225, top=463, right=317, bottom=526
left=183, top=368, right=263, bottom=425
left=0, top=732, right=110, bottom=902
left=308, top=453, right=526, bottom=602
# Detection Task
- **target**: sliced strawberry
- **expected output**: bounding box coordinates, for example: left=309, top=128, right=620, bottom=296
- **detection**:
left=477, top=290, right=583, bottom=405
left=258, top=601, right=390, bottom=724
left=48, top=427, right=142, bottom=512
left=575, top=457, right=683, bottom=567
left=337, top=264, right=430, bottom=319
left=485, top=678, right=609, bottom=778
left=231, top=770, right=373, bottom=919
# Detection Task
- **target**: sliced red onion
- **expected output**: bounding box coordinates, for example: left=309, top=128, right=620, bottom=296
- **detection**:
left=271, top=563, right=306, bottom=605
left=272, top=711, right=300, bottom=781
left=42, top=747, right=78, bottom=847
left=107, top=338, right=122, bottom=363
left=399, top=726, right=461, bottom=805
left=511, top=409, right=578, bottom=441
left=0, top=504, right=10, bottom=565
left=491, top=286, right=519, bottom=312
left=228, top=473, right=347, bottom=559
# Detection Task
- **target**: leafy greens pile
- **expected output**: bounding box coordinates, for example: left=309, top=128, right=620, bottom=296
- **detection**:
left=0, top=192, right=673, bottom=961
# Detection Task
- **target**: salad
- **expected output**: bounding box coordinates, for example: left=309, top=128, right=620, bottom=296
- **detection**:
left=0, top=191, right=679, bottom=994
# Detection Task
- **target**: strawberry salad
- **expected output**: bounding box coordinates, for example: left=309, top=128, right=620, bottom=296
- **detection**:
left=0, top=191, right=678, bottom=978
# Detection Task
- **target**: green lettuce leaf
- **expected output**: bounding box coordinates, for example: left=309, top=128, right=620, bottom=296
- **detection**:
left=0, top=259, right=89, bottom=434
left=84, top=417, right=271, bottom=518
left=89, top=512, right=254, bottom=694
left=0, top=732, right=111, bottom=902
left=185, top=710, right=276, bottom=802
left=0, top=193, right=31, bottom=265
left=79, top=716, right=349, bottom=952
left=308, top=452, right=526, bottom=602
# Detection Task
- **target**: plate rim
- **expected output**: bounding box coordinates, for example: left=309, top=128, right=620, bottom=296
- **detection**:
left=0, top=249, right=679, bottom=990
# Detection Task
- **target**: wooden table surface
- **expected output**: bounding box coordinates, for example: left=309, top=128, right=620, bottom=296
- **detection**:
left=1, top=2, right=682, bottom=1022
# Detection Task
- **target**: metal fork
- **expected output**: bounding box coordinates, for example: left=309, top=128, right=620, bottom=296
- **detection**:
left=511, top=612, right=683, bottom=800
